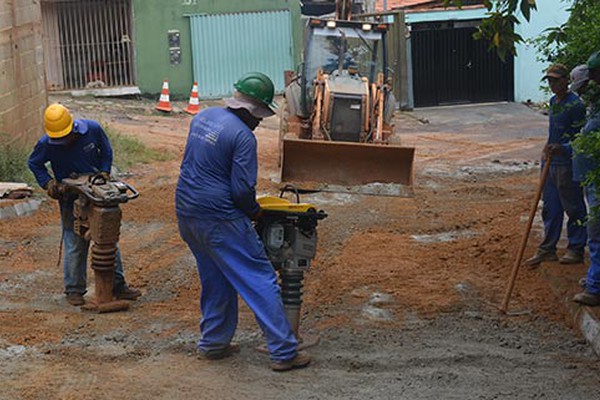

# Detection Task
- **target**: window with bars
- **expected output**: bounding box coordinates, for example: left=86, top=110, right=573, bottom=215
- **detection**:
left=42, top=0, right=135, bottom=90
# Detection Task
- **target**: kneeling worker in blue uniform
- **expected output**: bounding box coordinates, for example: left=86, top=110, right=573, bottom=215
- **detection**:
left=28, top=104, right=141, bottom=306
left=175, top=72, right=310, bottom=371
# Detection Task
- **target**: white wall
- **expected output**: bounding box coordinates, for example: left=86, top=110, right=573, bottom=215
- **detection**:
left=514, top=0, right=572, bottom=103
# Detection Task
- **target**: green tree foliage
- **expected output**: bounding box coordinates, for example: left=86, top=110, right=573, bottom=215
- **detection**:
left=572, top=84, right=600, bottom=221
left=547, top=0, right=600, bottom=217
left=445, top=0, right=537, bottom=61
left=534, top=0, right=600, bottom=68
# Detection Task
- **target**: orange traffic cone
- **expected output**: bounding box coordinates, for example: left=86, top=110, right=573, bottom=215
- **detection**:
left=156, top=80, right=172, bottom=112
left=184, top=82, right=201, bottom=115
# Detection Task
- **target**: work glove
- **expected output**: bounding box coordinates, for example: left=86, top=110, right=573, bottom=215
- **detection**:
left=542, top=144, right=561, bottom=160
left=98, top=171, right=111, bottom=181
left=547, top=143, right=563, bottom=157
left=542, top=143, right=562, bottom=161
left=45, top=179, right=62, bottom=200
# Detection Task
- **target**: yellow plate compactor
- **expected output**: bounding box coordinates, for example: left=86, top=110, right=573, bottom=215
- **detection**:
left=255, top=187, right=327, bottom=347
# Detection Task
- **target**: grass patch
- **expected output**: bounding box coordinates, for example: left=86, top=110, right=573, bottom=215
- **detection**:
left=0, top=125, right=169, bottom=184
left=0, top=134, right=35, bottom=185
left=103, top=124, right=173, bottom=170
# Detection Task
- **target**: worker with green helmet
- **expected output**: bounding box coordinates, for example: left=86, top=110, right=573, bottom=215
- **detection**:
left=573, top=51, right=600, bottom=306
left=175, top=72, right=311, bottom=371
left=28, top=104, right=141, bottom=307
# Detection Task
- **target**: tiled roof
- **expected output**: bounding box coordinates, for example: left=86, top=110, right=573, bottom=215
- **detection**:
left=375, top=0, right=438, bottom=11
left=375, top=0, right=484, bottom=11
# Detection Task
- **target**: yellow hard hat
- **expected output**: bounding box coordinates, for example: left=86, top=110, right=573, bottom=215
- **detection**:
left=44, top=104, right=73, bottom=139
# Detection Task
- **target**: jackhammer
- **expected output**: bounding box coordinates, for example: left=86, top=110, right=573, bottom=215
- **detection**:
left=60, top=173, right=139, bottom=313
left=255, top=186, right=327, bottom=348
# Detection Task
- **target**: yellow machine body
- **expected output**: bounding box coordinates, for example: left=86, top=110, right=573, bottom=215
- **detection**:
left=257, top=196, right=317, bottom=214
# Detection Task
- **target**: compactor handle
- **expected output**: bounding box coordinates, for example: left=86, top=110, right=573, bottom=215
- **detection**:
left=87, top=173, right=140, bottom=203
left=125, top=183, right=140, bottom=201
left=89, top=174, right=108, bottom=186
left=279, top=184, right=301, bottom=203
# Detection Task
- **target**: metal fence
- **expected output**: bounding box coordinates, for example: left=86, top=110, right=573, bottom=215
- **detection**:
left=42, top=0, right=135, bottom=90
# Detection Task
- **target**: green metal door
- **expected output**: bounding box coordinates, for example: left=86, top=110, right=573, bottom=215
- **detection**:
left=189, top=10, right=293, bottom=99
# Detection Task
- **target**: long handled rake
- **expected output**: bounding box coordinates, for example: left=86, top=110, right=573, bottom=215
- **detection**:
left=500, top=156, right=551, bottom=314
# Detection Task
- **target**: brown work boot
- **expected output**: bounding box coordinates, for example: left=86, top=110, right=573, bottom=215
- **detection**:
left=197, top=343, right=241, bottom=360
left=573, top=291, right=600, bottom=306
left=524, top=249, right=558, bottom=266
left=114, top=285, right=142, bottom=300
left=66, top=293, right=84, bottom=306
left=559, top=250, right=584, bottom=265
left=271, top=351, right=311, bottom=372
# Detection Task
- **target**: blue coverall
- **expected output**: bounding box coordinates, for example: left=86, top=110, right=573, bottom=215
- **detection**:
left=175, top=107, right=298, bottom=362
left=539, top=92, right=587, bottom=256
left=573, top=108, right=600, bottom=294
left=28, top=119, right=127, bottom=295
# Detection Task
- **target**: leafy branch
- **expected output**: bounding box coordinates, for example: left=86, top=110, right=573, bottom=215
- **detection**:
left=444, top=0, right=537, bottom=61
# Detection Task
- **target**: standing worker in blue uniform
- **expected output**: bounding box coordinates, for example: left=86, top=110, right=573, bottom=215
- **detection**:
left=573, top=52, right=600, bottom=306
left=175, top=72, right=310, bottom=371
left=28, top=104, right=141, bottom=306
left=525, top=64, right=588, bottom=266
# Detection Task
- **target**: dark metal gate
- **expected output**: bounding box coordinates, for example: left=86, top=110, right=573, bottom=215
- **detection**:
left=411, top=20, right=514, bottom=107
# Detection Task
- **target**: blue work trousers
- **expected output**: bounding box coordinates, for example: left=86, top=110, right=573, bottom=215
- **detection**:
left=539, top=164, right=587, bottom=254
left=60, top=200, right=126, bottom=295
left=585, top=185, right=600, bottom=295
left=177, top=216, right=298, bottom=362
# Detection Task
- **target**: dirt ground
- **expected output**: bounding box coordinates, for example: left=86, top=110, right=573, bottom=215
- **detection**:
left=2, top=97, right=600, bottom=399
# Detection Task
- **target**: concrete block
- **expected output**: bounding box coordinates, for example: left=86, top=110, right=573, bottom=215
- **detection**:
left=0, top=91, right=18, bottom=111
left=0, top=41, right=13, bottom=61
left=0, top=11, right=12, bottom=30
left=13, top=199, right=41, bottom=216
left=19, top=48, right=34, bottom=66
left=0, top=2, right=11, bottom=13
left=16, top=34, right=33, bottom=52
left=15, top=4, right=40, bottom=26
left=0, top=199, right=41, bottom=220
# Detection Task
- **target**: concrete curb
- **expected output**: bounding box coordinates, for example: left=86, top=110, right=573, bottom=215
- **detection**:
left=577, top=308, right=600, bottom=356
left=0, top=199, right=42, bottom=220
left=539, top=266, right=600, bottom=357
left=564, top=295, right=600, bottom=356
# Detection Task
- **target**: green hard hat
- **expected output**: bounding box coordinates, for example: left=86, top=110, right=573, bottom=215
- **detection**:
left=234, top=72, right=278, bottom=112
left=587, top=50, right=600, bottom=69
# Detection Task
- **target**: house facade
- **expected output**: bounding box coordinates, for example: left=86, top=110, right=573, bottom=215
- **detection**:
left=377, top=0, right=573, bottom=107
left=40, top=0, right=302, bottom=98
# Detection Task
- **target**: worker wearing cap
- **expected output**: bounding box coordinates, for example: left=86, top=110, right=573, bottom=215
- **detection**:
left=175, top=72, right=310, bottom=371
left=573, top=51, right=600, bottom=306
left=525, top=64, right=588, bottom=266
left=570, top=65, right=590, bottom=97
left=28, top=104, right=141, bottom=306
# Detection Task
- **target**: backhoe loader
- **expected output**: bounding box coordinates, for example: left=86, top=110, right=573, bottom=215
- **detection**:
left=279, top=5, right=415, bottom=195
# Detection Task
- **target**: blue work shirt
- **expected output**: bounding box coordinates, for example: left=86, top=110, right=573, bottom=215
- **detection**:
left=573, top=107, right=600, bottom=182
left=548, top=91, right=586, bottom=166
left=28, top=119, right=113, bottom=188
left=175, top=107, right=260, bottom=220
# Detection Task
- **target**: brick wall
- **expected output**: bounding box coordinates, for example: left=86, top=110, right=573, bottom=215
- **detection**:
left=0, top=0, right=47, bottom=147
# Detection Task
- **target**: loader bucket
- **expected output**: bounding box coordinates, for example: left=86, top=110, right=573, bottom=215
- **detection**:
left=280, top=138, right=415, bottom=190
